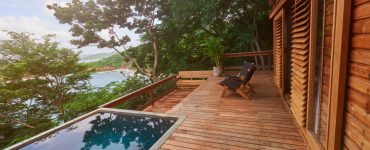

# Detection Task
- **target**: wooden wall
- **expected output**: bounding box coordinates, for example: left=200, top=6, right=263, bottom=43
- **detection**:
left=271, top=0, right=370, bottom=149
left=342, top=0, right=370, bottom=149
left=289, top=0, right=310, bottom=127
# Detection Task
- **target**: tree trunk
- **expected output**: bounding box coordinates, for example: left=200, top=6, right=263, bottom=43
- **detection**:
left=151, top=38, right=159, bottom=82
left=147, top=28, right=159, bottom=82
left=60, top=106, right=66, bottom=122
left=253, top=28, right=266, bottom=67
left=249, top=42, right=259, bottom=65
left=112, top=47, right=148, bottom=77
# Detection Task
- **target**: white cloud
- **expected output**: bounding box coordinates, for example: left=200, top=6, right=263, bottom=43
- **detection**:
left=0, top=0, right=28, bottom=8
left=0, top=0, right=142, bottom=55
left=0, top=16, right=72, bottom=47
left=42, top=0, right=69, bottom=16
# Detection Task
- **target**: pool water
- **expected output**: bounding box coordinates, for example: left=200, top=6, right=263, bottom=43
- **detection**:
left=21, top=112, right=177, bottom=150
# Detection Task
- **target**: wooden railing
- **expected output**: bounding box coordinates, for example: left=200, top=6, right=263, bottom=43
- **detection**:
left=224, top=51, right=273, bottom=58
left=99, top=75, right=177, bottom=109
left=99, top=51, right=274, bottom=110
left=176, top=70, right=213, bottom=89
left=223, top=51, right=273, bottom=75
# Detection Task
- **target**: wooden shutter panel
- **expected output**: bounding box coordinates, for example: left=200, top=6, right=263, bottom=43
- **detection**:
left=273, top=16, right=283, bottom=89
left=289, top=0, right=310, bottom=127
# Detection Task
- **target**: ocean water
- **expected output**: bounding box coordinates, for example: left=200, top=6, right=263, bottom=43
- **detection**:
left=20, top=112, right=177, bottom=150
left=89, top=71, right=126, bottom=87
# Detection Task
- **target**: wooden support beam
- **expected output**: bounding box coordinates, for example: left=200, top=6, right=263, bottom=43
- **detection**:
left=269, top=0, right=287, bottom=19
left=327, top=0, right=352, bottom=149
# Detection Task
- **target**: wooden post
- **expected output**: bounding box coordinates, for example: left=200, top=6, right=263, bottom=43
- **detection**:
left=327, top=0, right=351, bottom=149
left=268, top=53, right=272, bottom=70
left=149, top=88, right=154, bottom=106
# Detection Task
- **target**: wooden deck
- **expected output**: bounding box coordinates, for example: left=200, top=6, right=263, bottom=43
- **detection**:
left=143, top=89, right=192, bottom=113
left=145, top=71, right=307, bottom=149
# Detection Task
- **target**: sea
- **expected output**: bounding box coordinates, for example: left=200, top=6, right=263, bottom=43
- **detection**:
left=89, top=70, right=129, bottom=87
left=79, top=57, right=128, bottom=87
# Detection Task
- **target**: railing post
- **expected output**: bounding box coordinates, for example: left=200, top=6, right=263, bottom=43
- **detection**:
left=268, top=54, right=272, bottom=70
left=99, top=74, right=177, bottom=109
left=148, top=88, right=154, bottom=106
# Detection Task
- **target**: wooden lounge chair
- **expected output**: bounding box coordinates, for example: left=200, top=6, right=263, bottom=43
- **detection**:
left=219, top=62, right=256, bottom=100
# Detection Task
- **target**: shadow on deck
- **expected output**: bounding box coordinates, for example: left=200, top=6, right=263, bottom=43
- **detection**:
left=145, top=70, right=307, bottom=149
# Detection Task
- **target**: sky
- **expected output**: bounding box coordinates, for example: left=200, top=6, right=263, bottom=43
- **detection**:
left=0, top=0, right=141, bottom=55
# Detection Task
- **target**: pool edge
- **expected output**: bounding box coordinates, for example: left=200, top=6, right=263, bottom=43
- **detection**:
left=149, top=111, right=186, bottom=150
left=5, top=108, right=186, bottom=150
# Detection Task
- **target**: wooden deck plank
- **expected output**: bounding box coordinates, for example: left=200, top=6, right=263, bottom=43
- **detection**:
left=144, top=71, right=307, bottom=149
left=143, top=89, right=192, bottom=113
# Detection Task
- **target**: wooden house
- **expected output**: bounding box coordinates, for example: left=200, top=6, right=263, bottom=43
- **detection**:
left=8, top=1, right=370, bottom=149
left=269, top=0, right=369, bottom=149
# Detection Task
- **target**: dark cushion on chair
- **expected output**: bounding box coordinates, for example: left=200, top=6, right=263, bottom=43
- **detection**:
left=243, top=64, right=257, bottom=84
left=220, top=62, right=255, bottom=91
left=220, top=77, right=242, bottom=91
left=239, top=62, right=254, bottom=81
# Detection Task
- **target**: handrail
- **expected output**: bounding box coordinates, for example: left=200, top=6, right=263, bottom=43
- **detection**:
left=223, top=50, right=274, bottom=73
left=224, top=50, right=273, bottom=58
left=99, top=74, right=177, bottom=108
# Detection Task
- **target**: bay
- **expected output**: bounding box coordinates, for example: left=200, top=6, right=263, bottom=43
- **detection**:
left=89, top=70, right=127, bottom=87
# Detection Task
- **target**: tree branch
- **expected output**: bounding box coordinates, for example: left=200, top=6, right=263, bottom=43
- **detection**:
left=0, top=114, right=35, bottom=129
left=106, top=28, right=149, bottom=76
left=200, top=26, right=217, bottom=36
left=112, top=47, right=148, bottom=76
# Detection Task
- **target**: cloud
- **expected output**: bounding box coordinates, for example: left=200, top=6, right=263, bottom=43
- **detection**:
left=0, top=16, right=72, bottom=47
left=0, top=0, right=142, bottom=55
left=42, top=0, right=69, bottom=16
left=0, top=0, right=28, bottom=8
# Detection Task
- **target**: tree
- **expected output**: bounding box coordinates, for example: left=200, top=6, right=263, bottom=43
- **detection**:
left=225, top=0, right=271, bottom=65
left=64, top=75, right=150, bottom=119
left=0, top=31, right=92, bottom=123
left=48, top=0, right=169, bottom=82
left=167, top=0, right=272, bottom=65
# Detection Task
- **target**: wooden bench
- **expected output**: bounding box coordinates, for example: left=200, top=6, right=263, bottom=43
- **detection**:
left=176, top=70, right=213, bottom=90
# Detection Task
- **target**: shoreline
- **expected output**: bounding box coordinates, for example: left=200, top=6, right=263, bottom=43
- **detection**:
left=93, top=68, right=122, bottom=73
left=92, top=68, right=135, bottom=77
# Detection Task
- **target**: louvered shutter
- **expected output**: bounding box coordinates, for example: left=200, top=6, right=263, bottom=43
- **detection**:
left=273, top=17, right=283, bottom=89
left=289, top=0, right=310, bottom=127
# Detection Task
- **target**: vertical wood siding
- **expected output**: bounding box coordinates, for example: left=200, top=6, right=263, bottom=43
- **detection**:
left=343, top=0, right=370, bottom=149
left=289, top=0, right=311, bottom=127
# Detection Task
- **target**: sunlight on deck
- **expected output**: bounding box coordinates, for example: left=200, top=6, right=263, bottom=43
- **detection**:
left=143, top=89, right=192, bottom=113
left=145, top=71, right=307, bottom=149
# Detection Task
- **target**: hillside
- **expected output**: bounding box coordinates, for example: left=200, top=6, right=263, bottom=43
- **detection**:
left=86, top=53, right=124, bottom=71
left=79, top=52, right=116, bottom=63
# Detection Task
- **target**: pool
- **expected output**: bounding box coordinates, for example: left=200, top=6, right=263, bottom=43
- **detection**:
left=7, top=108, right=185, bottom=150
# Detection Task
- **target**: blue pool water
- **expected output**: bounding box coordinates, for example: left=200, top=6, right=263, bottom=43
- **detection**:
left=21, top=112, right=177, bottom=150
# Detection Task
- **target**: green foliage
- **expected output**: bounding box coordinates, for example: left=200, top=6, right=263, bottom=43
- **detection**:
left=64, top=76, right=150, bottom=119
left=80, top=52, right=115, bottom=62
left=0, top=31, right=91, bottom=148
left=203, top=37, right=224, bottom=67
left=114, top=78, right=176, bottom=110
left=1, top=0, right=273, bottom=148
left=167, top=0, right=272, bottom=52
left=86, top=53, right=123, bottom=69
left=48, top=0, right=170, bottom=80
left=0, top=31, right=92, bottom=122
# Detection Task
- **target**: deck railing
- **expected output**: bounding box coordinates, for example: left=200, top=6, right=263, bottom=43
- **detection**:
left=99, top=51, right=273, bottom=109
left=99, top=75, right=177, bottom=110
left=223, top=50, right=273, bottom=75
